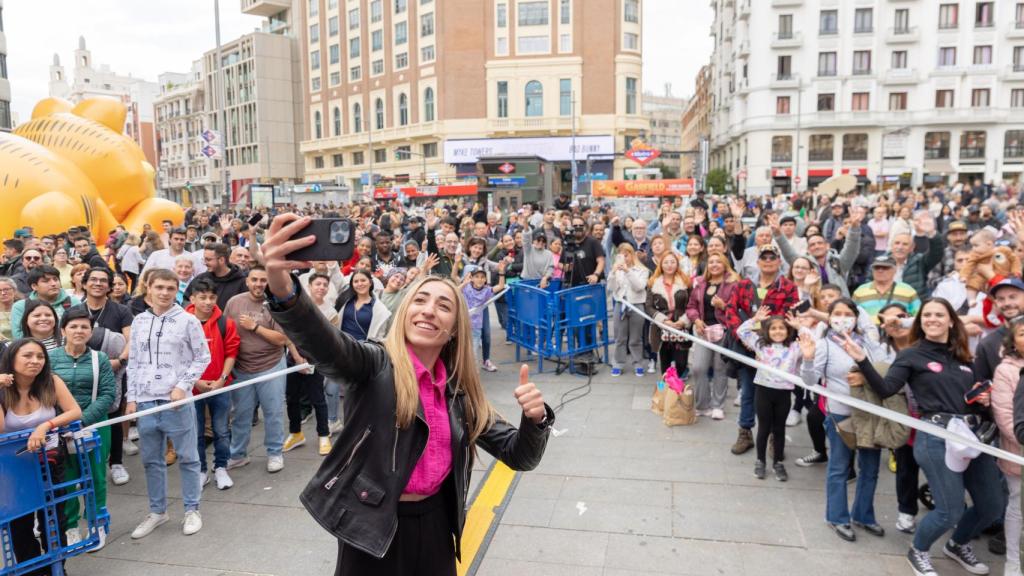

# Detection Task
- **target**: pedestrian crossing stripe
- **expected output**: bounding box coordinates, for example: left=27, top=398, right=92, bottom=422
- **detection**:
left=457, top=461, right=518, bottom=576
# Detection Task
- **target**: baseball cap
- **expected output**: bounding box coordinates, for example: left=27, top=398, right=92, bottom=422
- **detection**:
left=531, top=230, right=548, bottom=243
left=757, top=244, right=780, bottom=258
left=384, top=267, right=407, bottom=283
left=945, top=221, right=968, bottom=235
left=990, top=276, right=1024, bottom=297
left=872, top=254, right=897, bottom=268
left=13, top=228, right=31, bottom=238
left=779, top=215, right=797, bottom=226
left=944, top=417, right=981, bottom=473
left=464, top=264, right=486, bottom=277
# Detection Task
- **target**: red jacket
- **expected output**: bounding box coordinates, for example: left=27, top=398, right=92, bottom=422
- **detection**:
left=184, top=303, right=240, bottom=394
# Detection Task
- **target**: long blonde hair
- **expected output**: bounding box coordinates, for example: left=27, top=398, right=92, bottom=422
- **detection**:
left=383, top=276, right=496, bottom=445
left=649, top=250, right=690, bottom=289
left=705, top=253, right=738, bottom=283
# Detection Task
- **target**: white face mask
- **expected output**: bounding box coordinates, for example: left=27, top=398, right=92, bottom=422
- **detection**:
left=829, top=316, right=856, bottom=335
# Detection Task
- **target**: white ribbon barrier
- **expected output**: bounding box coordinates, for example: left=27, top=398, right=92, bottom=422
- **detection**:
left=468, top=287, right=508, bottom=314
left=83, top=363, right=313, bottom=432
left=615, top=298, right=1024, bottom=468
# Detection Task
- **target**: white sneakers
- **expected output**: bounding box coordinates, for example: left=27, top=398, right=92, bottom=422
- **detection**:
left=647, top=359, right=657, bottom=374
left=896, top=513, right=917, bottom=534
left=214, top=467, right=234, bottom=490
left=122, top=439, right=139, bottom=456
left=65, top=527, right=82, bottom=546
left=711, top=408, right=726, bottom=420
left=267, top=455, right=284, bottom=473
left=785, top=410, right=801, bottom=427
left=67, top=525, right=107, bottom=552
left=131, top=512, right=169, bottom=539
left=482, top=360, right=498, bottom=372
left=182, top=511, right=203, bottom=536
left=201, top=469, right=212, bottom=488
left=328, top=420, right=345, bottom=436
left=88, top=526, right=107, bottom=553
left=110, top=464, right=130, bottom=485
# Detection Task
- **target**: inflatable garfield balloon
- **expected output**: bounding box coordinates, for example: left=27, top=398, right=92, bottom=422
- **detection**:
left=0, top=97, right=183, bottom=240
left=961, top=246, right=1022, bottom=292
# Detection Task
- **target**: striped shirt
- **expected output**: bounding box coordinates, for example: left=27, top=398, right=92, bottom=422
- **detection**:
left=852, top=281, right=921, bottom=323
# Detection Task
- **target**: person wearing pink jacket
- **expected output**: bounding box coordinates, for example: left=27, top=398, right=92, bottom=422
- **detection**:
left=991, top=316, right=1024, bottom=576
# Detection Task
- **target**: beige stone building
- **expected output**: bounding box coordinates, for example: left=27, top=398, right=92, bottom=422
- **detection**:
left=154, top=63, right=214, bottom=205
left=641, top=86, right=687, bottom=177
left=680, top=64, right=711, bottom=180
left=299, top=0, right=648, bottom=200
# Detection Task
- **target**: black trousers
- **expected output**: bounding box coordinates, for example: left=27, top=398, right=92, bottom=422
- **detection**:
left=286, top=369, right=330, bottom=437
left=657, top=342, right=689, bottom=376
left=805, top=396, right=828, bottom=456
left=108, top=374, right=127, bottom=466
left=10, top=456, right=65, bottom=576
left=755, top=386, right=791, bottom=463
left=895, top=443, right=920, bottom=515
left=334, top=492, right=456, bottom=576
left=791, top=387, right=809, bottom=413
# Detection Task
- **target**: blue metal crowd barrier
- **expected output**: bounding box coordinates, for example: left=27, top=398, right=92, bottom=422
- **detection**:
left=1, top=421, right=110, bottom=576
left=506, top=279, right=610, bottom=374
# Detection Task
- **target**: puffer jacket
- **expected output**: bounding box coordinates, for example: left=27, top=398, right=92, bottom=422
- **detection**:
left=49, top=347, right=117, bottom=426
left=992, top=355, right=1024, bottom=477
left=268, top=279, right=553, bottom=560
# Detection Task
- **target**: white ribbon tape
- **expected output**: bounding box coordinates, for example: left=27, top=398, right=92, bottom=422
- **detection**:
left=468, top=287, right=508, bottom=314
left=615, top=297, right=1024, bottom=468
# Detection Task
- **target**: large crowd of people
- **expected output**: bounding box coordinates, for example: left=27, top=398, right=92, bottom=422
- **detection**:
left=1, top=176, right=1024, bottom=575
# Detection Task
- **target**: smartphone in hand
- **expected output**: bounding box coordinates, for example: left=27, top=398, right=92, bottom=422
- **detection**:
left=286, top=218, right=356, bottom=262
left=964, top=380, right=993, bottom=404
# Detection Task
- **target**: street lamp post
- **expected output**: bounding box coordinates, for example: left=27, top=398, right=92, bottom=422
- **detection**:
left=571, top=90, right=578, bottom=197
left=213, top=0, right=229, bottom=207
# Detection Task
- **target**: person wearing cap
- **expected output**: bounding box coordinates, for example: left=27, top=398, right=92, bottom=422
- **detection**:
left=852, top=254, right=921, bottom=324
left=974, top=276, right=1024, bottom=382
left=460, top=262, right=507, bottom=369
left=927, top=221, right=970, bottom=292
left=845, top=298, right=1004, bottom=576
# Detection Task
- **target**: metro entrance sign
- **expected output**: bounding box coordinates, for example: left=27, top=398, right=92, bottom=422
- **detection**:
left=794, top=176, right=802, bottom=184
left=498, top=162, right=516, bottom=174
left=624, top=139, right=661, bottom=167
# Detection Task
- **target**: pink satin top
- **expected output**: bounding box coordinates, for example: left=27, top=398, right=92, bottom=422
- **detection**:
left=402, top=347, right=453, bottom=496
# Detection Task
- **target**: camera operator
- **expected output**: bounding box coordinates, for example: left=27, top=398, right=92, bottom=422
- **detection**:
left=564, top=216, right=605, bottom=287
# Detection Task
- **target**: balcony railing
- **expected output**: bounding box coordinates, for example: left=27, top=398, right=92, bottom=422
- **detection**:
left=925, top=148, right=950, bottom=160
left=771, top=31, right=803, bottom=48
left=960, top=148, right=986, bottom=159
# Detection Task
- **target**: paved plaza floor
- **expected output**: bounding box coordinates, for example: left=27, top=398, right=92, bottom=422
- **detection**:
left=68, top=341, right=1006, bottom=576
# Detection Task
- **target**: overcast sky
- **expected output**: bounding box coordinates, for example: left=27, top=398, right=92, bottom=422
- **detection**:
left=6, top=0, right=713, bottom=122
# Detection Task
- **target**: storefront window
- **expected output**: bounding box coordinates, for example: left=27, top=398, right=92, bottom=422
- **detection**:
left=809, top=135, right=833, bottom=162
left=960, top=131, right=986, bottom=159
left=771, top=135, right=792, bottom=162
left=924, top=131, right=950, bottom=159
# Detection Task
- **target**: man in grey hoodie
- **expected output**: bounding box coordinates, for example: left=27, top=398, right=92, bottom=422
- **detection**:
left=125, top=268, right=211, bottom=540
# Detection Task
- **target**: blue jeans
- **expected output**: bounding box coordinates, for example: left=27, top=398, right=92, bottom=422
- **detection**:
left=325, top=378, right=342, bottom=424
left=824, top=414, right=880, bottom=525
left=737, top=364, right=756, bottom=430
left=195, top=392, right=231, bottom=472
left=230, top=356, right=287, bottom=459
left=912, top=430, right=1006, bottom=551
left=136, top=400, right=201, bottom=513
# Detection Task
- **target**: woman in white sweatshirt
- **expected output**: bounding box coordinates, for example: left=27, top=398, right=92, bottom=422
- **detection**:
left=609, top=244, right=650, bottom=377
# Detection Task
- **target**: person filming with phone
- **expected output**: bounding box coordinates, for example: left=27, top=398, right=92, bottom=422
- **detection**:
left=258, top=213, right=554, bottom=576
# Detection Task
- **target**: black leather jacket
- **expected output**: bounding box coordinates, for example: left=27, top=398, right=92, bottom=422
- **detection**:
left=267, top=280, right=553, bottom=560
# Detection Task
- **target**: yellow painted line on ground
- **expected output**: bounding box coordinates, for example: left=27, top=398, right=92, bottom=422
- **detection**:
left=456, top=461, right=517, bottom=576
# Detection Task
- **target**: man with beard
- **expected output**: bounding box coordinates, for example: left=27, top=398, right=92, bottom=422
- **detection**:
left=564, top=217, right=605, bottom=287
left=974, top=277, right=1024, bottom=382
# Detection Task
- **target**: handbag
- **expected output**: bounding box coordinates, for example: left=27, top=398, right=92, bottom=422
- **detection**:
left=662, top=388, right=696, bottom=427
left=829, top=413, right=858, bottom=450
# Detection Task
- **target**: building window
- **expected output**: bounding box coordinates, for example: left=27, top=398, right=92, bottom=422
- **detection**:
left=560, top=79, right=572, bottom=116
left=375, top=148, right=387, bottom=163
left=310, top=23, right=320, bottom=44
left=626, top=77, right=638, bottom=114
left=938, top=47, right=956, bottom=67
left=961, top=131, right=986, bottom=159
left=395, top=145, right=411, bottom=162
left=330, top=44, right=340, bottom=64
left=971, top=88, right=991, bottom=108
left=396, top=52, right=408, bottom=69
left=889, top=92, right=907, bottom=111
left=421, top=45, right=435, bottom=62
left=399, top=93, right=409, bottom=126
left=973, top=45, right=992, bottom=65
left=333, top=153, right=343, bottom=167
left=314, top=156, right=325, bottom=169
left=560, top=0, right=570, bottom=24
left=925, top=131, right=951, bottom=159
left=559, top=34, right=571, bottom=53
left=353, top=151, right=364, bottom=165
left=843, top=134, right=869, bottom=161
left=525, top=80, right=543, bottom=117
left=975, top=1, right=994, bottom=27
left=935, top=89, right=954, bottom=108
left=312, top=76, right=321, bottom=91
left=1012, top=89, right=1024, bottom=108
left=938, top=4, right=958, bottom=29
left=771, top=136, right=793, bottom=163
left=372, top=59, right=384, bottom=75
left=372, top=30, right=383, bottom=51
left=817, top=52, right=837, bottom=76
left=518, top=1, right=549, bottom=26
left=852, top=50, right=872, bottom=75
left=817, top=93, right=835, bottom=111
left=330, top=71, right=341, bottom=86
left=809, top=135, right=834, bottom=162
left=778, top=14, right=793, bottom=39
left=625, top=0, right=639, bottom=23
left=350, top=38, right=361, bottom=58
left=333, top=107, right=341, bottom=135
left=420, top=13, right=434, bottom=36
left=1006, top=130, right=1024, bottom=159
left=777, top=55, right=792, bottom=79
left=375, top=98, right=385, bottom=129
left=314, top=111, right=322, bottom=139
left=329, top=16, right=339, bottom=36
left=624, top=32, right=639, bottom=50
left=819, top=9, right=838, bottom=34
left=1015, top=46, right=1024, bottom=71
left=371, top=0, right=383, bottom=22
left=396, top=22, right=407, bottom=44
left=309, top=0, right=318, bottom=18
left=497, top=81, right=509, bottom=118
left=497, top=3, right=507, bottom=27
left=776, top=96, right=791, bottom=114
left=353, top=103, right=362, bottom=133
left=894, top=8, right=910, bottom=32
left=518, top=35, right=549, bottom=54
left=311, top=50, right=321, bottom=70
left=852, top=92, right=870, bottom=111
left=396, top=0, right=406, bottom=13
left=854, top=8, right=873, bottom=33
left=892, top=50, right=908, bottom=69
left=349, top=8, right=360, bottom=30
left=422, top=142, right=438, bottom=158
left=1017, top=2, right=1024, bottom=27
left=424, top=87, right=435, bottom=121
left=350, top=65, right=361, bottom=81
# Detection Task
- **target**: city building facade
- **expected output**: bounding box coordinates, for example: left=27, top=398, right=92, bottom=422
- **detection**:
left=641, top=86, right=687, bottom=177
left=298, top=0, right=648, bottom=203
left=708, top=0, right=1024, bottom=196
left=155, top=62, right=215, bottom=205
left=681, top=64, right=712, bottom=181
left=48, top=37, right=161, bottom=165
left=0, top=0, right=10, bottom=131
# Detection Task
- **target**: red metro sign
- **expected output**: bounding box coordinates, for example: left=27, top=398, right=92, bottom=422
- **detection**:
left=498, top=162, right=516, bottom=174
left=625, top=139, right=661, bottom=167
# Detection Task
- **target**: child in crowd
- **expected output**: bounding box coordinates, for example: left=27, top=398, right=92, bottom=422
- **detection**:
left=460, top=263, right=506, bottom=367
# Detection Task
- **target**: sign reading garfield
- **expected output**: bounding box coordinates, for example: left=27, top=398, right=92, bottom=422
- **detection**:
left=592, top=179, right=695, bottom=198
left=624, top=138, right=661, bottom=166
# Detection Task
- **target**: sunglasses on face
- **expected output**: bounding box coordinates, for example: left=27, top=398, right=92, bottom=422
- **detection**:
left=23, top=256, right=42, bottom=261
left=758, top=253, right=779, bottom=261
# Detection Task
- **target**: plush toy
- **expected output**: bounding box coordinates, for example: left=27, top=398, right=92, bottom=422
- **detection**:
left=961, top=247, right=1022, bottom=293
left=0, top=97, right=183, bottom=240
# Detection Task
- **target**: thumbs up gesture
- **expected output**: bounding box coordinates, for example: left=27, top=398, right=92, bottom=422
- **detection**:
left=514, top=365, right=547, bottom=424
